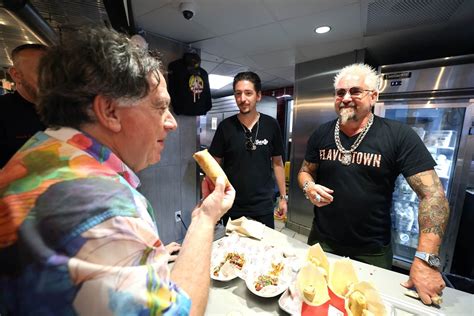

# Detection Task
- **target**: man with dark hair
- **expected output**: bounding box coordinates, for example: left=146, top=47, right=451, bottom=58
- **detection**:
left=0, top=27, right=235, bottom=315
left=209, top=71, right=287, bottom=228
left=0, top=43, right=48, bottom=168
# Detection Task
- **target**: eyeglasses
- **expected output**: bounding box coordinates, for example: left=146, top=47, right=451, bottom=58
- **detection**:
left=245, top=131, right=256, bottom=151
left=335, top=87, right=373, bottom=99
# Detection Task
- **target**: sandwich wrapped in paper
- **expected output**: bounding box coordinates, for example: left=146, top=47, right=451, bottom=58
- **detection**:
left=307, top=243, right=330, bottom=278
left=328, top=258, right=359, bottom=298
left=345, top=281, right=387, bottom=316
left=296, top=263, right=330, bottom=306
left=226, top=216, right=265, bottom=240
left=193, top=149, right=230, bottom=187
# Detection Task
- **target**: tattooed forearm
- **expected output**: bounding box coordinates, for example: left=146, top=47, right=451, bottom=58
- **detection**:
left=406, top=170, right=450, bottom=239
left=298, top=160, right=319, bottom=188
left=299, top=160, right=318, bottom=178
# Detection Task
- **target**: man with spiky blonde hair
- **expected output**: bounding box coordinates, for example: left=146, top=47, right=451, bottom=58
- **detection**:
left=298, top=63, right=448, bottom=306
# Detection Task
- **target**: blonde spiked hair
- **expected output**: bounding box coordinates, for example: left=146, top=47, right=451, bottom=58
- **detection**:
left=333, top=63, right=379, bottom=91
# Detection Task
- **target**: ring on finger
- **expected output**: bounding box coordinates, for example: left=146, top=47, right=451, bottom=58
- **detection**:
left=315, top=194, right=321, bottom=203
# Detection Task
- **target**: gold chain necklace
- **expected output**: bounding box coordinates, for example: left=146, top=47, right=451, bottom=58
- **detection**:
left=334, top=113, right=374, bottom=165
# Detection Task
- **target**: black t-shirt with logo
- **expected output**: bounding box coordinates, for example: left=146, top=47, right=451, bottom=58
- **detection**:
left=209, top=114, right=284, bottom=216
left=0, top=91, right=46, bottom=168
left=304, top=115, right=435, bottom=251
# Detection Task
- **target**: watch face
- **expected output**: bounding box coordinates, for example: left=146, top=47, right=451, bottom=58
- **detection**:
left=428, top=255, right=441, bottom=267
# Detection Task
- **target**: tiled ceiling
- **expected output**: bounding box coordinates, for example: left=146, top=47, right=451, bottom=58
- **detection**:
left=132, top=0, right=474, bottom=96
left=1, top=0, right=473, bottom=97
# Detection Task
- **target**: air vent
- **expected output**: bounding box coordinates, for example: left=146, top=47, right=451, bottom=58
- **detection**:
left=366, top=0, right=465, bottom=36
left=29, top=0, right=109, bottom=30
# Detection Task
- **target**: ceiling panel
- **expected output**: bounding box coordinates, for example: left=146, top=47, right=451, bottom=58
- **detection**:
left=200, top=51, right=224, bottom=63
left=220, top=23, right=292, bottom=55
left=132, top=0, right=171, bottom=18
left=264, top=78, right=293, bottom=89
left=1, top=0, right=473, bottom=97
left=187, top=0, right=275, bottom=37
left=200, top=60, right=219, bottom=73
left=256, top=72, right=279, bottom=82
left=212, top=62, right=248, bottom=77
left=263, top=65, right=295, bottom=81
left=280, top=2, right=362, bottom=47
left=193, top=37, right=244, bottom=60
left=248, top=48, right=297, bottom=69
left=262, top=0, right=358, bottom=21
left=229, top=55, right=263, bottom=70
left=137, top=5, right=214, bottom=43
left=299, top=37, right=364, bottom=61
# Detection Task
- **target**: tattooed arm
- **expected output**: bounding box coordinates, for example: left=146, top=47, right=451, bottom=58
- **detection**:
left=297, top=159, right=318, bottom=188
left=297, top=160, right=333, bottom=206
left=401, top=169, right=449, bottom=305
left=407, top=169, right=449, bottom=249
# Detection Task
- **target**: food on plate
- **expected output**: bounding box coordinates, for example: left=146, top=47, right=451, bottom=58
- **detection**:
left=254, top=262, right=284, bottom=291
left=328, top=258, right=359, bottom=297
left=307, top=243, right=330, bottom=277
left=345, top=281, right=387, bottom=316
left=193, top=149, right=230, bottom=187
left=213, top=252, right=246, bottom=277
left=254, top=275, right=279, bottom=291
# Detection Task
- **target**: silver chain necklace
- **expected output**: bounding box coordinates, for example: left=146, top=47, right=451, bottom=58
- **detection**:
left=239, top=114, right=260, bottom=151
left=334, top=113, right=374, bottom=165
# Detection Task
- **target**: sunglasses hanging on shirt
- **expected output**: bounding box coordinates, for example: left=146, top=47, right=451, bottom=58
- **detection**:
left=240, top=122, right=259, bottom=151
left=245, top=131, right=257, bottom=151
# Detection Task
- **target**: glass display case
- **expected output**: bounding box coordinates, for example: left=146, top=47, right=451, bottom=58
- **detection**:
left=384, top=107, right=465, bottom=261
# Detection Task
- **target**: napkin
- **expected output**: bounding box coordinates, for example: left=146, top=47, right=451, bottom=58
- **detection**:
left=225, top=216, right=265, bottom=240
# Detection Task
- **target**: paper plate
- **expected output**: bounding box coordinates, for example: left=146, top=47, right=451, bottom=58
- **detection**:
left=210, top=233, right=260, bottom=281
left=245, top=252, right=292, bottom=298
left=278, top=285, right=302, bottom=315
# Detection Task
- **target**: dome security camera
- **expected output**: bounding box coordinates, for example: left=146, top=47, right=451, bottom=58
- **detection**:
left=180, top=2, right=196, bottom=20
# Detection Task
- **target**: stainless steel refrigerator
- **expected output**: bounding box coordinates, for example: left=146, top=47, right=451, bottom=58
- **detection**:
left=375, top=55, right=474, bottom=272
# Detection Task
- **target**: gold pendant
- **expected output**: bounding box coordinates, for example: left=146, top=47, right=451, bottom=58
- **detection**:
left=341, top=153, right=352, bottom=165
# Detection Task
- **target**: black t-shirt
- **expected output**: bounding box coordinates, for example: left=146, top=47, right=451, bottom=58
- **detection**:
left=0, top=91, right=45, bottom=168
left=209, top=113, right=284, bottom=216
left=304, top=115, right=435, bottom=251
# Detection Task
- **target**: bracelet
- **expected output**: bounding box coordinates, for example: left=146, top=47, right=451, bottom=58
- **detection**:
left=280, top=195, right=288, bottom=202
left=302, top=180, right=315, bottom=199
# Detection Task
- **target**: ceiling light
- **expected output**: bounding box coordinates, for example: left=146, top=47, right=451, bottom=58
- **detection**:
left=314, top=26, right=331, bottom=34
left=209, top=74, right=233, bottom=90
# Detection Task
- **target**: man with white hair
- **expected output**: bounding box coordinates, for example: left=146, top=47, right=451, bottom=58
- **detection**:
left=0, top=27, right=235, bottom=315
left=298, top=63, right=449, bottom=305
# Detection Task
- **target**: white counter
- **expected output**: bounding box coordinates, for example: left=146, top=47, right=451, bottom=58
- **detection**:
left=205, top=227, right=473, bottom=315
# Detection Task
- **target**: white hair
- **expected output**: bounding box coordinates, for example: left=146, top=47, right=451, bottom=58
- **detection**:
left=333, top=63, right=379, bottom=91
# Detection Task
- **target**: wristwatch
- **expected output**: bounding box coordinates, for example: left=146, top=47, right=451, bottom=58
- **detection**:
left=415, top=251, right=441, bottom=269
left=280, top=195, right=288, bottom=202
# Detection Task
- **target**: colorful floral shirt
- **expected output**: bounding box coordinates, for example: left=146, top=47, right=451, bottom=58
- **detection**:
left=0, top=127, right=191, bottom=315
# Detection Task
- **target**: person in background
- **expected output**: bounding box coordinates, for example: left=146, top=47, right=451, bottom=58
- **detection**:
left=0, top=44, right=48, bottom=168
left=0, top=27, right=235, bottom=315
left=209, top=71, right=287, bottom=229
left=297, top=63, right=448, bottom=305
